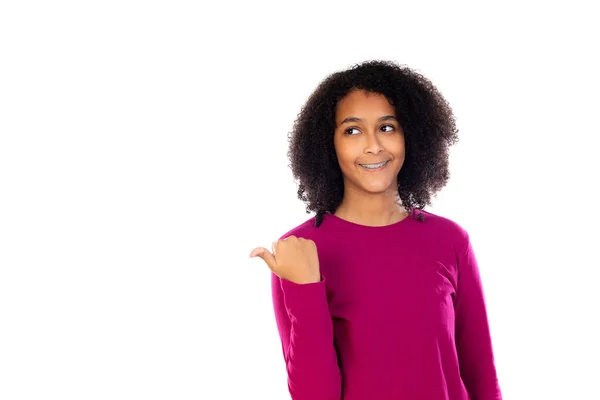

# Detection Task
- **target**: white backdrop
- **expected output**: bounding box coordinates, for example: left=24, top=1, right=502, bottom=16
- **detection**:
left=1, top=1, right=599, bottom=399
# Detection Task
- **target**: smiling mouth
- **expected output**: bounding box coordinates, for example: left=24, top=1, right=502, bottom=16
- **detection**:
left=359, top=160, right=390, bottom=170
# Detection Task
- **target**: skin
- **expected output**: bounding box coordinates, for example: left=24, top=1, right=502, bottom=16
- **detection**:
left=333, top=89, right=409, bottom=227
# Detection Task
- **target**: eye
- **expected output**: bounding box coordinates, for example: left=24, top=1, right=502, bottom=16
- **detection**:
left=343, top=125, right=396, bottom=135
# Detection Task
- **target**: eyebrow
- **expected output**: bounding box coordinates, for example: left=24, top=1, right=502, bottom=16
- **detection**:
left=339, top=115, right=398, bottom=125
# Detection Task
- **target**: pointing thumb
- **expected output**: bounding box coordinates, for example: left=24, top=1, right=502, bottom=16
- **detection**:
left=250, top=247, right=276, bottom=271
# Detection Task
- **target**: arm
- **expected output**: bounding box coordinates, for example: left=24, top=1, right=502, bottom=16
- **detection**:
left=271, top=272, right=342, bottom=400
left=454, top=235, right=502, bottom=400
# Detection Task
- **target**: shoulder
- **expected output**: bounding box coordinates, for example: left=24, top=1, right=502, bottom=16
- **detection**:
left=417, top=208, right=470, bottom=249
left=277, top=215, right=320, bottom=241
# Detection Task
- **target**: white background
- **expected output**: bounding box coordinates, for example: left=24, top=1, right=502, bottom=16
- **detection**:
left=1, top=1, right=599, bottom=399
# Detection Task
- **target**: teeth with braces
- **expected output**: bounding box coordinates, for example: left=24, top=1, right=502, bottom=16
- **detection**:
left=360, top=161, right=388, bottom=169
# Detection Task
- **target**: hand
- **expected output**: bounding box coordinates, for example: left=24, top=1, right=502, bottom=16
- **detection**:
left=250, top=235, right=321, bottom=285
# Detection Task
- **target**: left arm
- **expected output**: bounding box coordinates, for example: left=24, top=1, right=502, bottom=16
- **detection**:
left=454, top=234, right=503, bottom=400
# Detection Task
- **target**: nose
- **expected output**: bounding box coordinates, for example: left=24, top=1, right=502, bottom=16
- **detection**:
left=364, top=131, right=384, bottom=155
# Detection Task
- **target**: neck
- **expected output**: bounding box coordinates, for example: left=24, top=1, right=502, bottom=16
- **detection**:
left=334, top=189, right=408, bottom=227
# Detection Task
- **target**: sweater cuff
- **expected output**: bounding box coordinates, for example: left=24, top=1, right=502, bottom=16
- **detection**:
left=279, top=274, right=329, bottom=318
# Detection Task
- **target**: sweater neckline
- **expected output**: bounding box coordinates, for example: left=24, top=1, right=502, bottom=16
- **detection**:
left=325, top=207, right=416, bottom=229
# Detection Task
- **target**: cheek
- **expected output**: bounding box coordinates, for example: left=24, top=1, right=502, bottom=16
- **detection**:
left=338, top=155, right=356, bottom=171
left=334, top=142, right=356, bottom=165
left=389, top=137, right=405, bottom=157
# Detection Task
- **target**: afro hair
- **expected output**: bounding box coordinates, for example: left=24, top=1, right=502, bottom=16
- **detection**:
left=287, top=60, right=459, bottom=227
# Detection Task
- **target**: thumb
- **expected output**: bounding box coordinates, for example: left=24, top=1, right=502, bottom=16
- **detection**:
left=249, top=247, right=276, bottom=270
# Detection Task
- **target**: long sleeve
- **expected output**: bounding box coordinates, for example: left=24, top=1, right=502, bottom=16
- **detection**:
left=271, top=272, right=342, bottom=400
left=454, top=236, right=502, bottom=400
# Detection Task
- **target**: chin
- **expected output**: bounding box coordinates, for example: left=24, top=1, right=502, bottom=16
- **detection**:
left=362, top=183, right=397, bottom=194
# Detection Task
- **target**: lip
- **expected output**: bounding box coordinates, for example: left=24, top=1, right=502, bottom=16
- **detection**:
left=359, top=160, right=390, bottom=171
left=360, top=160, right=389, bottom=165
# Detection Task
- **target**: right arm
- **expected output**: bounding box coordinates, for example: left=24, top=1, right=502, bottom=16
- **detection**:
left=271, top=272, right=342, bottom=400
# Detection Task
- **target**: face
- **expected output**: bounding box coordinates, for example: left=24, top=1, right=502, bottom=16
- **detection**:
left=333, top=89, right=405, bottom=196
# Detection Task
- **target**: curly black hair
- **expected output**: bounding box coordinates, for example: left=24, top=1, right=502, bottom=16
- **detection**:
left=287, top=60, right=460, bottom=228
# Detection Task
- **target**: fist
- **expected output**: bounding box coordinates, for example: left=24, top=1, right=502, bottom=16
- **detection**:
left=250, top=235, right=321, bottom=285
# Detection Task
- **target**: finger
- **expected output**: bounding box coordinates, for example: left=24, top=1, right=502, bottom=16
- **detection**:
left=250, top=247, right=276, bottom=271
left=249, top=247, right=261, bottom=258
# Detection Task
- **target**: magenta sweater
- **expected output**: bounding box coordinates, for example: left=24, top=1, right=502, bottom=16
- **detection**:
left=271, top=208, right=502, bottom=399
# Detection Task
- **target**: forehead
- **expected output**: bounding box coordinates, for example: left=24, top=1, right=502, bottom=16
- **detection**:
left=335, top=90, right=395, bottom=118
